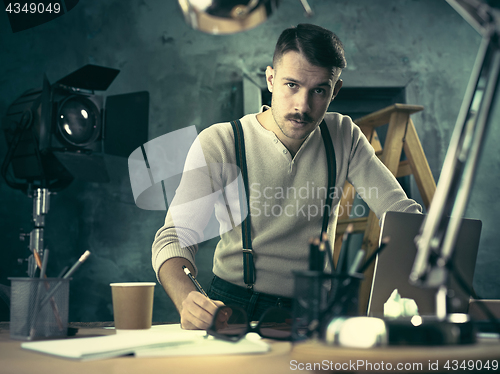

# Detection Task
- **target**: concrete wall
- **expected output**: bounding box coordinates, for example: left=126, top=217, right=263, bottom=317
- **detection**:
left=0, top=0, right=498, bottom=323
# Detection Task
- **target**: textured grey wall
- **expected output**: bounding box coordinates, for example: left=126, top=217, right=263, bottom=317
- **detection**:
left=0, top=0, right=498, bottom=323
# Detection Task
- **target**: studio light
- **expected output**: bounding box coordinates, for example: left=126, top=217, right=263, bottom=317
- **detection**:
left=1, top=64, right=149, bottom=191
left=1, top=64, right=149, bottom=277
left=56, top=95, right=101, bottom=148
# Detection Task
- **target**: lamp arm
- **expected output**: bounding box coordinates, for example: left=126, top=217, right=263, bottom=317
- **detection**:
left=410, top=3, right=500, bottom=289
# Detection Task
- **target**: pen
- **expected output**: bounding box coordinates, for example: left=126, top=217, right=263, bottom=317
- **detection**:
left=182, top=265, right=208, bottom=297
left=40, top=250, right=91, bottom=307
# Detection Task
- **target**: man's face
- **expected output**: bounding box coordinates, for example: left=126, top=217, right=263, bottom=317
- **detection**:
left=266, top=50, right=342, bottom=144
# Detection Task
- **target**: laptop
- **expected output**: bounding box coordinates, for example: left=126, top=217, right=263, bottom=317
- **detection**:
left=367, top=211, right=482, bottom=317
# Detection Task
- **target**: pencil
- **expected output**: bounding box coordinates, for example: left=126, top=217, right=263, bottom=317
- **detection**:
left=182, top=265, right=208, bottom=297
left=348, top=249, right=366, bottom=276
left=40, top=251, right=91, bottom=307
left=358, top=236, right=390, bottom=274
left=336, top=223, right=353, bottom=274
left=30, top=249, right=50, bottom=338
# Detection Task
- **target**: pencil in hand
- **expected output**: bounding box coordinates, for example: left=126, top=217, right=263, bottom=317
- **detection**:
left=182, top=265, right=208, bottom=297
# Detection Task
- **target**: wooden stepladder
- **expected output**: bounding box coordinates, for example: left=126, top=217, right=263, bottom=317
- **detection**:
left=333, top=104, right=437, bottom=315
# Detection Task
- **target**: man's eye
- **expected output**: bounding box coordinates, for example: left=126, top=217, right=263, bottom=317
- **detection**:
left=314, top=88, right=325, bottom=94
left=286, top=83, right=297, bottom=88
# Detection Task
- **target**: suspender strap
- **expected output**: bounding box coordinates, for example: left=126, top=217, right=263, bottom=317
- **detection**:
left=319, top=120, right=337, bottom=236
left=231, top=119, right=256, bottom=288
left=231, top=119, right=337, bottom=289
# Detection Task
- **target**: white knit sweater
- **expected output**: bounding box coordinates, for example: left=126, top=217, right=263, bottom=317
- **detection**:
left=152, top=110, right=422, bottom=297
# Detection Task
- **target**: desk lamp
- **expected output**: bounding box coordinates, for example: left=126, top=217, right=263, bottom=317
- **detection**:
left=177, top=0, right=313, bottom=35
left=411, top=0, right=500, bottom=323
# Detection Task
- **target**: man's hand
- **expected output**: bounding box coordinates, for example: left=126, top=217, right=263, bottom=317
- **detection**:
left=158, top=257, right=225, bottom=330
left=180, top=291, right=225, bottom=330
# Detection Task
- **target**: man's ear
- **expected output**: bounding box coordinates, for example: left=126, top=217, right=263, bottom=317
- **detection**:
left=265, top=66, right=275, bottom=93
left=331, top=79, right=343, bottom=101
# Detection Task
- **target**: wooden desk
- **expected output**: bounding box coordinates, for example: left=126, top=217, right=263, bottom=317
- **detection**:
left=1, top=323, right=499, bottom=374
left=0, top=323, right=302, bottom=374
left=292, top=338, right=500, bottom=373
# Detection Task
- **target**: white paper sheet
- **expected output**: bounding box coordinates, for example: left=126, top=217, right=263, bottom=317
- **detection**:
left=21, top=324, right=269, bottom=360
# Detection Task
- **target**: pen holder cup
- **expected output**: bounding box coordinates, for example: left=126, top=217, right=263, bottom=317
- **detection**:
left=291, top=271, right=363, bottom=340
left=9, top=277, right=70, bottom=340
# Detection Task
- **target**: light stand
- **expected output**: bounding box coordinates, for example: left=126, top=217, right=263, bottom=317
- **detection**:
left=2, top=65, right=149, bottom=278
left=410, top=0, right=500, bottom=323
left=20, top=188, right=50, bottom=277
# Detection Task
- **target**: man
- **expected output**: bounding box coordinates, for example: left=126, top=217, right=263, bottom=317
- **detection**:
left=152, top=24, right=421, bottom=330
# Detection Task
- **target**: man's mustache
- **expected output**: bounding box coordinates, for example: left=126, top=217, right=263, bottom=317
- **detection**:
left=285, top=113, right=313, bottom=123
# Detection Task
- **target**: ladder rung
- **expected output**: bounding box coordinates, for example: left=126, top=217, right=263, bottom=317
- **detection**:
left=396, top=160, right=412, bottom=178
left=373, top=153, right=412, bottom=178
left=336, top=217, right=368, bottom=236
left=355, top=104, right=424, bottom=128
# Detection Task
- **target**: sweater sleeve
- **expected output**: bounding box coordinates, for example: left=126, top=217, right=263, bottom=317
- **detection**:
left=344, top=117, right=422, bottom=220
left=151, top=123, right=238, bottom=280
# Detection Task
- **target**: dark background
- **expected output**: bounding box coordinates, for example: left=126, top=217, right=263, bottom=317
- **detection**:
left=0, top=0, right=498, bottom=323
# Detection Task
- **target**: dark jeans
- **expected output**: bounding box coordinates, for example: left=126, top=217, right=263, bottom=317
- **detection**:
left=207, top=275, right=293, bottom=322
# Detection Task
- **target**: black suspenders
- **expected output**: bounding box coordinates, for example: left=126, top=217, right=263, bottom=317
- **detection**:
left=231, top=120, right=256, bottom=288
left=319, top=122, right=336, bottom=235
left=231, top=119, right=337, bottom=289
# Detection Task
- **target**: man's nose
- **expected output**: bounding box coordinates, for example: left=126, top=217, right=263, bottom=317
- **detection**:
left=294, top=90, right=311, bottom=114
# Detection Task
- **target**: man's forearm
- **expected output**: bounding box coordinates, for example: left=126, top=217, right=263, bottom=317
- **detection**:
left=158, top=257, right=198, bottom=313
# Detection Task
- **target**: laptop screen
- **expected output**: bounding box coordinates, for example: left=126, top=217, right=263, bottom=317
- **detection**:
left=367, top=211, right=482, bottom=317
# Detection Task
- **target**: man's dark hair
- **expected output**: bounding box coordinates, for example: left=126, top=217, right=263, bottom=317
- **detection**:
left=273, top=24, right=347, bottom=76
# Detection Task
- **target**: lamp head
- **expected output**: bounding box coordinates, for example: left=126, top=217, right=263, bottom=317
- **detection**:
left=1, top=65, right=149, bottom=192
left=178, top=0, right=279, bottom=34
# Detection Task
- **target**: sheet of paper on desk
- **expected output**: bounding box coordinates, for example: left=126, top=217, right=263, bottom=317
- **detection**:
left=136, top=324, right=270, bottom=357
left=21, top=327, right=198, bottom=361
left=20, top=324, right=269, bottom=360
